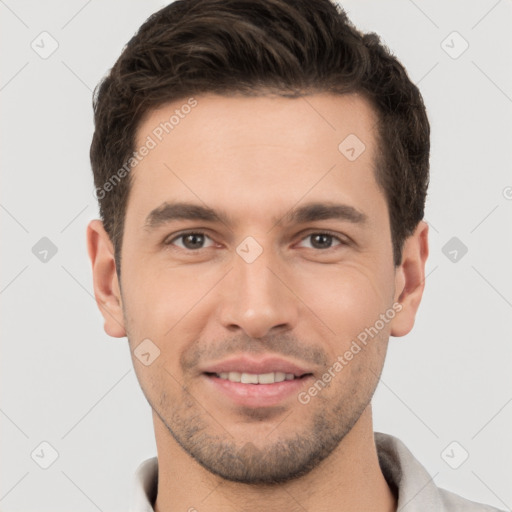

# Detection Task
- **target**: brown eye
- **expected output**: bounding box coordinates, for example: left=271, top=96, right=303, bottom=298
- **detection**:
left=166, top=231, right=214, bottom=250
left=310, top=233, right=335, bottom=249
left=298, top=232, right=345, bottom=250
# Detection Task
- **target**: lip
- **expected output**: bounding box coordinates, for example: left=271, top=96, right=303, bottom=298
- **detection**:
left=200, top=355, right=313, bottom=377
left=203, top=373, right=314, bottom=408
left=200, top=355, right=314, bottom=408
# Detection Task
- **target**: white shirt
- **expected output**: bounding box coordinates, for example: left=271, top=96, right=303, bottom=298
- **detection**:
left=129, top=432, right=505, bottom=511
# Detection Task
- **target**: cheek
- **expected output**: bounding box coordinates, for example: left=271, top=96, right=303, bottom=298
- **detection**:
left=295, top=261, right=393, bottom=339
left=301, top=265, right=393, bottom=397
left=121, top=261, right=221, bottom=371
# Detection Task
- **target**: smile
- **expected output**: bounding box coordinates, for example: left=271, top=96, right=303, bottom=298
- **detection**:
left=211, top=371, right=302, bottom=384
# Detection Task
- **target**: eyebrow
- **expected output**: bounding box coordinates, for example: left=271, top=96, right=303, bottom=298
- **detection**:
left=143, top=201, right=367, bottom=231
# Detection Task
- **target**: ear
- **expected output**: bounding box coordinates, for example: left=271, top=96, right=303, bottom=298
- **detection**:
left=86, top=219, right=126, bottom=338
left=390, top=221, right=429, bottom=337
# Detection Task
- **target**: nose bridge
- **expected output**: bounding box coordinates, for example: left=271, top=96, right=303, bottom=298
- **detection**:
left=218, top=238, right=298, bottom=338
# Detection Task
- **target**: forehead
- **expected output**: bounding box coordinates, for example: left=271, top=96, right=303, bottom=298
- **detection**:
left=135, top=92, right=377, bottom=157
left=127, top=93, right=384, bottom=229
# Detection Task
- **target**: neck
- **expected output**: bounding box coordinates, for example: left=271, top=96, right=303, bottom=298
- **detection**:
left=153, top=406, right=397, bottom=512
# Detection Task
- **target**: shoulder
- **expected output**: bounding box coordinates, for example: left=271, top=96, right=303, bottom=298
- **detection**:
left=438, top=486, right=506, bottom=512
left=374, top=432, right=506, bottom=512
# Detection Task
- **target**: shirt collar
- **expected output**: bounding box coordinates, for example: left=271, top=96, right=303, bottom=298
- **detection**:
left=375, top=432, right=443, bottom=510
left=130, top=456, right=158, bottom=512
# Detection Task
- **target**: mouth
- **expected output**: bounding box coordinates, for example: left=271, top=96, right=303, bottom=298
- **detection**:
left=204, top=371, right=312, bottom=384
left=202, top=371, right=314, bottom=408
left=199, top=355, right=316, bottom=407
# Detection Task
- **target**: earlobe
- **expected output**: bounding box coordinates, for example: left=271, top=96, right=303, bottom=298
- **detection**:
left=86, top=220, right=126, bottom=338
left=390, top=221, right=429, bottom=338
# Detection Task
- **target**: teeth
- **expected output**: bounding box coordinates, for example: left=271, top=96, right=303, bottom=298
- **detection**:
left=274, top=372, right=286, bottom=383
left=241, top=373, right=259, bottom=384
left=215, top=371, right=299, bottom=384
left=257, top=372, right=275, bottom=384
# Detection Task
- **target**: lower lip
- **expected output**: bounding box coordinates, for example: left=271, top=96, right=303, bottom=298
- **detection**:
left=203, top=374, right=313, bottom=408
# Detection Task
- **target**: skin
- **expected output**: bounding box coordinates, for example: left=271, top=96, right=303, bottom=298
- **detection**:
left=87, top=92, right=428, bottom=512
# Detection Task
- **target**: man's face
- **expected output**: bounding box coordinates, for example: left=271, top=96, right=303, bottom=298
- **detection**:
left=114, top=93, right=406, bottom=483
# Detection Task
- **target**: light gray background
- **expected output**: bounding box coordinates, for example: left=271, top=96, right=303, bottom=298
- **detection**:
left=1, top=1, right=511, bottom=511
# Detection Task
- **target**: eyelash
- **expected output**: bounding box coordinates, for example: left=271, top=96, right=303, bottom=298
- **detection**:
left=164, top=230, right=349, bottom=252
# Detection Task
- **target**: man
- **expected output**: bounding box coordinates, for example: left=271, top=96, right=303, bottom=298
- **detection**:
left=86, top=1, right=504, bottom=510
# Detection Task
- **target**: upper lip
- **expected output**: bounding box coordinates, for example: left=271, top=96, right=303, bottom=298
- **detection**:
left=201, top=355, right=313, bottom=377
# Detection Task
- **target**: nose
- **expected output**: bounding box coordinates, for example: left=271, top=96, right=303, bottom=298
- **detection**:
left=217, top=245, right=299, bottom=339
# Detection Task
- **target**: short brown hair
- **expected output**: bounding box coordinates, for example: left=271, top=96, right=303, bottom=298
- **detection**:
left=90, top=0, right=430, bottom=274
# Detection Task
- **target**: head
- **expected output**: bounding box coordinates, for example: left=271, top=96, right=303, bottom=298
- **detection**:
left=88, top=0, right=429, bottom=484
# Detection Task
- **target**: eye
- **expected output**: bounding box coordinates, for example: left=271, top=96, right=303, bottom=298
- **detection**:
left=165, top=231, right=215, bottom=250
left=297, top=232, right=347, bottom=250
left=163, top=230, right=349, bottom=252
